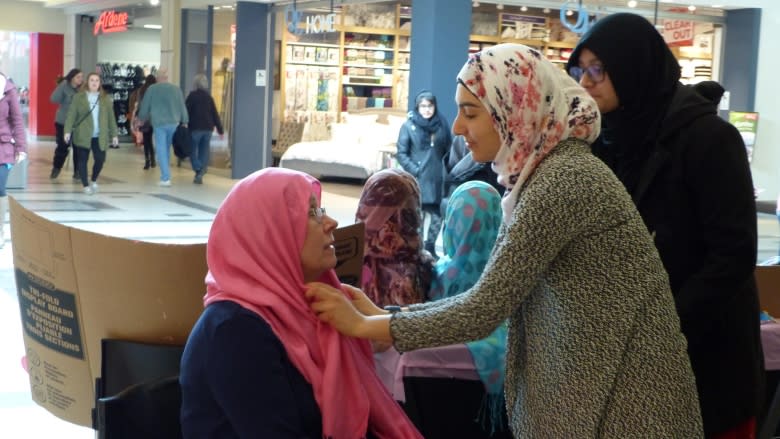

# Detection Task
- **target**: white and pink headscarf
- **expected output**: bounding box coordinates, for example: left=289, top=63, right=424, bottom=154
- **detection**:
left=456, top=43, right=601, bottom=222
left=204, top=168, right=421, bottom=439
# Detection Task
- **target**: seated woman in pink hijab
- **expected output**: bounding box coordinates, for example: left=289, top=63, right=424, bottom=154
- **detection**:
left=179, top=168, right=421, bottom=439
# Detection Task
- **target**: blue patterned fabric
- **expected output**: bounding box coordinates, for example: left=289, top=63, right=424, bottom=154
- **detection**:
left=428, top=181, right=507, bottom=430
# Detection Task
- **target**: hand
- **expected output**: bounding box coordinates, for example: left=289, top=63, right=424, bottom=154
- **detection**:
left=15, top=152, right=27, bottom=163
left=341, top=284, right=387, bottom=317
left=111, top=136, right=119, bottom=147
left=306, top=282, right=366, bottom=338
left=64, top=133, right=71, bottom=144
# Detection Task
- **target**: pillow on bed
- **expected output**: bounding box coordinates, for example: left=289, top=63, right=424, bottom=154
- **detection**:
left=343, top=113, right=379, bottom=126
left=330, top=123, right=362, bottom=144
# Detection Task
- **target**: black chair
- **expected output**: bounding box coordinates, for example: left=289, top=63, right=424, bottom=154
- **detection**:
left=402, top=376, right=513, bottom=439
left=92, top=338, right=185, bottom=438
left=95, top=375, right=182, bottom=439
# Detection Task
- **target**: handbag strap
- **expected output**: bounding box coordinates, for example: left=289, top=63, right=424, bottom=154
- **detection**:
left=72, top=96, right=99, bottom=131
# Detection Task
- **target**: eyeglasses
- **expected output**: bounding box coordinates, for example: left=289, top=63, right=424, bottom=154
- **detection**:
left=568, top=64, right=606, bottom=84
left=308, top=207, right=327, bottom=224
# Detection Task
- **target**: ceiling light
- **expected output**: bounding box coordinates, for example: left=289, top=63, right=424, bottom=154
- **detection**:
left=149, top=0, right=159, bottom=5
left=711, top=4, right=723, bottom=7
left=520, top=5, right=528, bottom=11
left=496, top=3, right=504, bottom=10
left=472, top=1, right=480, bottom=7
left=143, top=24, right=162, bottom=29
left=543, top=8, right=551, bottom=13
left=688, top=4, right=696, bottom=11
left=627, top=0, right=637, bottom=7
left=566, top=9, right=573, bottom=16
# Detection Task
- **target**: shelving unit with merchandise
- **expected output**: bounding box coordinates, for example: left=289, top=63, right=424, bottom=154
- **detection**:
left=279, top=2, right=410, bottom=131
left=468, top=9, right=576, bottom=70
left=282, top=30, right=342, bottom=136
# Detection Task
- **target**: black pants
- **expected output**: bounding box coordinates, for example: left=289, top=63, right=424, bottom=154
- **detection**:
left=53, top=123, right=78, bottom=171
left=143, top=127, right=155, bottom=162
left=76, top=138, right=106, bottom=187
left=422, top=203, right=442, bottom=247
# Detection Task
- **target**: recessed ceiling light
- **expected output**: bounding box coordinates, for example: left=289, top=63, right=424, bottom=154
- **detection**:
left=520, top=5, right=528, bottom=11
left=688, top=5, right=697, bottom=11
left=543, top=8, right=551, bottom=14
left=496, top=3, right=504, bottom=10
left=143, top=24, right=162, bottom=29
left=149, top=0, right=159, bottom=5
left=566, top=9, right=574, bottom=16
left=472, top=1, right=480, bottom=7
left=628, top=0, right=638, bottom=7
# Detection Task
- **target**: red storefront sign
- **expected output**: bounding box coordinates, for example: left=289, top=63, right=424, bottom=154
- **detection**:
left=661, top=19, right=695, bottom=47
left=93, top=10, right=129, bottom=36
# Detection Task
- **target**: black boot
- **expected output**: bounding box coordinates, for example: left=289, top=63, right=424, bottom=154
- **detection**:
left=143, top=159, right=150, bottom=170
left=50, top=168, right=61, bottom=179
left=150, top=155, right=156, bottom=168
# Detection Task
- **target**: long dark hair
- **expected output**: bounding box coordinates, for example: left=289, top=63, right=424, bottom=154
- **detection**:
left=138, top=74, right=157, bottom=101
left=57, top=68, right=81, bottom=85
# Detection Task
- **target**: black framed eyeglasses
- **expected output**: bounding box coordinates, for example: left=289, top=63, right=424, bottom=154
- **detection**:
left=568, top=64, right=606, bottom=83
left=308, top=207, right=327, bottom=224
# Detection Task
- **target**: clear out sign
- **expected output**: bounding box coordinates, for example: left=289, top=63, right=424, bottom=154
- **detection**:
left=661, top=20, right=694, bottom=47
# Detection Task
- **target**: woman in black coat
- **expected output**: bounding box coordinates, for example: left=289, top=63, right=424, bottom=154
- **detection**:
left=396, top=91, right=452, bottom=259
left=567, top=13, right=764, bottom=437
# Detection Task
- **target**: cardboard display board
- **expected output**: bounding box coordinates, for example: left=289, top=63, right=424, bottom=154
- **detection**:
left=11, top=197, right=366, bottom=427
left=332, top=222, right=365, bottom=287
left=10, top=197, right=208, bottom=427
left=756, top=265, right=780, bottom=318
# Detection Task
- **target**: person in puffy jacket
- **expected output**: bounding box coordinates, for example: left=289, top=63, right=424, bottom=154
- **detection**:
left=0, top=73, right=28, bottom=247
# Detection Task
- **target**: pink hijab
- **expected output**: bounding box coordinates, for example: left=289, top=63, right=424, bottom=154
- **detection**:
left=204, top=168, right=421, bottom=439
left=457, top=43, right=601, bottom=222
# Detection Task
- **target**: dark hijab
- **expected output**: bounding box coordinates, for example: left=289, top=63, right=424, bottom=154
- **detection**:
left=567, top=13, right=681, bottom=192
left=410, top=90, right=443, bottom=135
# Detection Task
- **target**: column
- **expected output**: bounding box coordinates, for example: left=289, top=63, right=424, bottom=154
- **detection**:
left=160, top=0, right=182, bottom=85
left=722, top=9, right=760, bottom=113
left=231, top=1, right=275, bottom=178
left=28, top=33, right=63, bottom=137
left=409, top=0, right=471, bottom=125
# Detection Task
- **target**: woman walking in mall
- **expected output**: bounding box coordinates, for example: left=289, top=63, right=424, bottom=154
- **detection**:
left=567, top=13, right=763, bottom=438
left=131, top=74, right=157, bottom=170
left=306, top=43, right=704, bottom=437
left=395, top=90, right=451, bottom=259
left=185, top=73, right=223, bottom=185
left=64, top=72, right=118, bottom=195
left=0, top=72, right=28, bottom=248
left=49, top=68, right=82, bottom=180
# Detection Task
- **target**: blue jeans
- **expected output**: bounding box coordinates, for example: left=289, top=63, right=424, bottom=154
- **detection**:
left=153, top=124, right=178, bottom=182
left=189, top=130, right=212, bottom=174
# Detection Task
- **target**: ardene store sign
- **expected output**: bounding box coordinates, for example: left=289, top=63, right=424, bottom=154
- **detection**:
left=94, top=10, right=129, bottom=36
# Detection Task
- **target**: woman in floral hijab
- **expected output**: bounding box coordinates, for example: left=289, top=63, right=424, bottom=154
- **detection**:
left=356, top=168, right=434, bottom=307
left=308, top=44, right=703, bottom=437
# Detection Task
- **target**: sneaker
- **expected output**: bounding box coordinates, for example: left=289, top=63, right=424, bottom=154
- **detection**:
left=50, top=168, right=61, bottom=179
left=193, top=171, right=203, bottom=185
left=158, top=180, right=171, bottom=187
left=82, top=186, right=94, bottom=195
left=90, top=181, right=99, bottom=193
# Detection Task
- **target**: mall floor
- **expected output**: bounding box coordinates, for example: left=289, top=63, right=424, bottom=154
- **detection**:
left=1, top=140, right=779, bottom=437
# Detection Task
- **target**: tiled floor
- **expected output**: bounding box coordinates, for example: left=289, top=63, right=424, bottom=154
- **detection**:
left=1, top=140, right=779, bottom=437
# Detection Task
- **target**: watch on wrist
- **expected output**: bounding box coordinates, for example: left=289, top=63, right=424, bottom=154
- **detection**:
left=383, top=305, right=402, bottom=314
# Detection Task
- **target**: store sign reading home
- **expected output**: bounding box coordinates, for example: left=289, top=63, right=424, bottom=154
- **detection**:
left=93, top=10, right=129, bottom=36
left=285, top=5, right=336, bottom=35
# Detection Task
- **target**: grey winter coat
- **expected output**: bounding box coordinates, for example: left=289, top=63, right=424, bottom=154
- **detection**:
left=391, top=139, right=704, bottom=437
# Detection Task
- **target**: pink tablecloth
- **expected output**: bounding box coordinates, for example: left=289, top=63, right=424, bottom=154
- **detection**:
left=374, top=344, right=479, bottom=402
left=762, top=322, right=780, bottom=371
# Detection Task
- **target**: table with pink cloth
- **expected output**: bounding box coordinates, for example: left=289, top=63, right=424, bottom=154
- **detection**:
left=762, top=322, right=780, bottom=371
left=374, top=344, right=477, bottom=402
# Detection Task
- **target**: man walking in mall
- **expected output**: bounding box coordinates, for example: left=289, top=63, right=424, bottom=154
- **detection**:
left=137, top=68, right=188, bottom=186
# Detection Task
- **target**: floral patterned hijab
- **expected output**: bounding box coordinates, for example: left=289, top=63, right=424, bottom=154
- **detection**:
left=457, top=43, right=601, bottom=222
left=356, top=168, right=434, bottom=307
left=204, top=168, right=421, bottom=439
